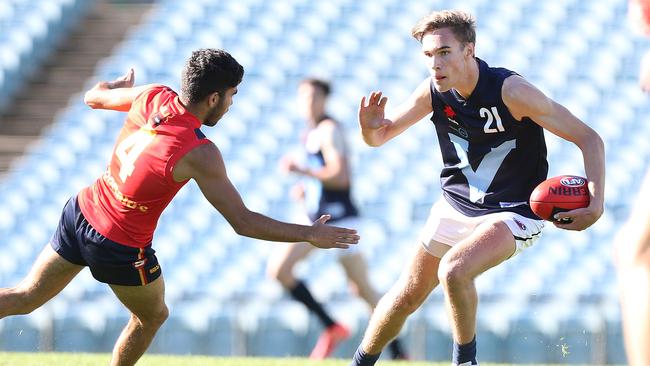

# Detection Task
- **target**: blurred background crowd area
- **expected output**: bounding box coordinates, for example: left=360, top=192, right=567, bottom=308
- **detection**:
left=0, top=0, right=648, bottom=364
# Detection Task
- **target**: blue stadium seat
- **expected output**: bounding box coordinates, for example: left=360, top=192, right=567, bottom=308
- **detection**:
left=505, top=310, right=558, bottom=364
left=0, top=310, right=51, bottom=352
left=240, top=300, right=311, bottom=357
left=0, top=0, right=91, bottom=111
left=52, top=304, right=109, bottom=352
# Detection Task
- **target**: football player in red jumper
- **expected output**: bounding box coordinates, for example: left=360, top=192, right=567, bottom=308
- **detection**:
left=0, top=49, right=359, bottom=366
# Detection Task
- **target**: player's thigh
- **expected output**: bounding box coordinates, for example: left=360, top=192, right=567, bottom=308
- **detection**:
left=441, top=220, right=515, bottom=280
left=17, top=244, right=83, bottom=300
left=418, top=198, right=474, bottom=257
left=109, top=275, right=167, bottom=322
left=267, top=241, right=315, bottom=273
left=338, top=252, right=379, bottom=304
left=391, top=244, right=442, bottom=306
left=338, top=252, right=370, bottom=286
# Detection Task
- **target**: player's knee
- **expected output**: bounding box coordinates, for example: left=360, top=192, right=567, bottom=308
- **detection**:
left=136, top=305, right=169, bottom=328
left=266, top=262, right=293, bottom=286
left=266, top=262, right=280, bottom=280
left=153, top=305, right=169, bottom=326
left=437, top=257, right=468, bottom=289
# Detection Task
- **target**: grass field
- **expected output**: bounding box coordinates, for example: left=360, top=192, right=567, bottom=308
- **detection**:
left=0, top=353, right=565, bottom=366
left=0, top=354, right=412, bottom=366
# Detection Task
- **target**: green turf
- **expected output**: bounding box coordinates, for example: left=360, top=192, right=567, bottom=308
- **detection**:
left=0, top=354, right=401, bottom=366
left=0, top=352, right=568, bottom=366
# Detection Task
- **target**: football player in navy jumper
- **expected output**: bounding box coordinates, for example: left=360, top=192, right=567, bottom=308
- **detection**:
left=349, top=10, right=605, bottom=366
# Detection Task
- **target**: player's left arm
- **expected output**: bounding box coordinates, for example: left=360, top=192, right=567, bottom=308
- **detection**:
left=290, top=120, right=350, bottom=189
left=84, top=68, right=164, bottom=112
left=503, top=75, right=605, bottom=231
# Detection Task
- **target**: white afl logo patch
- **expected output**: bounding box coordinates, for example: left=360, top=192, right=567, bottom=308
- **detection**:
left=560, top=177, right=586, bottom=187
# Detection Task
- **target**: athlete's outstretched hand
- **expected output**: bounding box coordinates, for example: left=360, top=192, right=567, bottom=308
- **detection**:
left=359, top=91, right=391, bottom=131
left=308, top=214, right=360, bottom=249
left=107, top=68, right=135, bottom=89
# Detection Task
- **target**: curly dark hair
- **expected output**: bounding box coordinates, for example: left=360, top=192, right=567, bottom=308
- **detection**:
left=180, top=48, right=244, bottom=104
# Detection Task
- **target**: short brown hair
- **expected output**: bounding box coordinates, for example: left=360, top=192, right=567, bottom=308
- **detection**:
left=301, top=78, right=331, bottom=97
left=411, top=10, right=476, bottom=45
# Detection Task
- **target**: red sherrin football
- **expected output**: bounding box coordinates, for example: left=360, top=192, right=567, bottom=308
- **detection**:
left=529, top=175, right=590, bottom=221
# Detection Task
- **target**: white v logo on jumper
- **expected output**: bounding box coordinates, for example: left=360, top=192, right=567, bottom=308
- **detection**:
left=449, top=133, right=516, bottom=204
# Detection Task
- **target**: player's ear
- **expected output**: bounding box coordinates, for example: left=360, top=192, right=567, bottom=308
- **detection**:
left=207, top=91, right=220, bottom=107
left=464, top=42, right=475, bottom=58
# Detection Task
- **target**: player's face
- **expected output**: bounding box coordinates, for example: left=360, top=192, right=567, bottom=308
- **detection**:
left=421, top=27, right=474, bottom=92
left=206, top=86, right=238, bottom=126
left=297, top=83, right=326, bottom=122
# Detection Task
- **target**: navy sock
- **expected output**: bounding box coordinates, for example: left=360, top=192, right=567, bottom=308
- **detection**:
left=350, top=347, right=381, bottom=366
left=452, top=335, right=477, bottom=365
left=288, top=280, right=335, bottom=328
left=388, top=338, right=407, bottom=359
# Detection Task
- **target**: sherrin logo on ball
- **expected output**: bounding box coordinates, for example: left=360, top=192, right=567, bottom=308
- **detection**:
left=529, top=175, right=590, bottom=221
left=559, top=176, right=586, bottom=187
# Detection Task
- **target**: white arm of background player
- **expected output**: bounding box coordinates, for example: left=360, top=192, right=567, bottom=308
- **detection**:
left=358, top=78, right=433, bottom=147
left=502, top=75, right=605, bottom=231
left=284, top=120, right=350, bottom=189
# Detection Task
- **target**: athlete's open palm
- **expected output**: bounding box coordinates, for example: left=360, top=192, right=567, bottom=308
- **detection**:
left=108, top=68, right=135, bottom=89
left=359, top=91, right=391, bottom=130
left=309, top=215, right=360, bottom=249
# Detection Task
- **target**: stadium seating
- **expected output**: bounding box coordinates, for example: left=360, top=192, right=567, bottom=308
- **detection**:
left=0, top=0, right=647, bottom=363
left=0, top=0, right=93, bottom=111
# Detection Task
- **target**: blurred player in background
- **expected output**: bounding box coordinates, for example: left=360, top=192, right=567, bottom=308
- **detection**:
left=349, top=10, right=605, bottom=366
left=0, top=49, right=359, bottom=366
left=617, top=1, right=650, bottom=365
left=267, top=78, right=408, bottom=360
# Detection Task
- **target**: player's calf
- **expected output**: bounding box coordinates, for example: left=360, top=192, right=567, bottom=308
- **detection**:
left=385, top=287, right=425, bottom=317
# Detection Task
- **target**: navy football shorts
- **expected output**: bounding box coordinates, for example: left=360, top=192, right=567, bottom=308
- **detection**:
left=49, top=196, right=161, bottom=286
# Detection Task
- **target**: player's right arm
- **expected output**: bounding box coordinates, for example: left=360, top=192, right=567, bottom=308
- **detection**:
left=503, top=75, right=605, bottom=230
left=359, top=78, right=433, bottom=146
left=173, top=142, right=359, bottom=249
left=84, top=68, right=163, bottom=112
